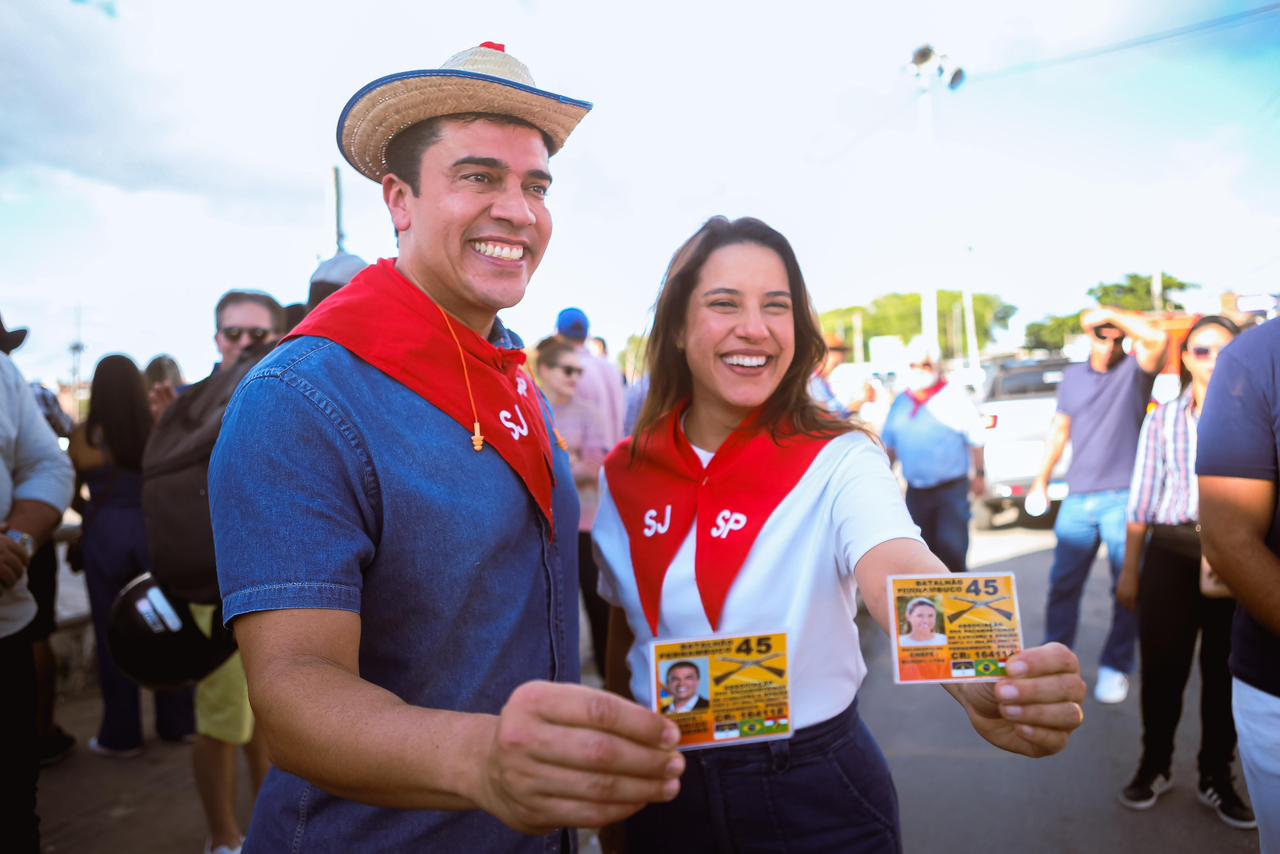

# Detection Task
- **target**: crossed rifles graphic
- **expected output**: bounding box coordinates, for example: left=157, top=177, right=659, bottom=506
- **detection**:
left=946, top=595, right=1013, bottom=624
left=713, top=652, right=786, bottom=686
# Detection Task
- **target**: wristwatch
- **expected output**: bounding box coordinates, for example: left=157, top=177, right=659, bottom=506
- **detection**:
left=5, top=529, right=35, bottom=561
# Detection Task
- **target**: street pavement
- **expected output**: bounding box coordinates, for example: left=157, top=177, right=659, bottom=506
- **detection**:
left=36, top=522, right=1261, bottom=853
left=858, top=522, right=1261, bottom=854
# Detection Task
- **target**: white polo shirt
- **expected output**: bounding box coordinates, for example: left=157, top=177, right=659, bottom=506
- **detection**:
left=594, top=430, right=922, bottom=729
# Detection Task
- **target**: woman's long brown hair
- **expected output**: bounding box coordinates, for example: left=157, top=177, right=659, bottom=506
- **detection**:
left=86, top=354, right=152, bottom=472
left=633, top=216, right=871, bottom=452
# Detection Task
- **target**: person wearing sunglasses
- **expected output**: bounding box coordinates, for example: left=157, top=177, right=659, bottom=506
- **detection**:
left=1114, top=315, right=1255, bottom=828
left=141, top=288, right=283, bottom=854
left=145, top=291, right=283, bottom=426
left=1031, top=306, right=1168, bottom=706
left=555, top=307, right=627, bottom=448
left=213, top=291, right=282, bottom=368
left=535, top=337, right=612, bottom=677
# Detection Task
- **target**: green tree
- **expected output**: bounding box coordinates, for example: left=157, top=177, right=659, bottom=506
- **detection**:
left=620, top=334, right=648, bottom=381
left=1023, top=271, right=1200, bottom=350
left=1024, top=315, right=1080, bottom=351
left=820, top=291, right=1016, bottom=360
left=1088, top=273, right=1198, bottom=312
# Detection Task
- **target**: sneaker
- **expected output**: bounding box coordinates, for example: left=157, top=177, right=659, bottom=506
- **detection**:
left=87, top=736, right=143, bottom=759
left=1198, top=777, right=1257, bottom=830
left=1094, top=666, right=1129, bottom=704
left=1119, top=768, right=1172, bottom=810
left=203, top=839, right=243, bottom=854
left=38, top=727, right=75, bottom=767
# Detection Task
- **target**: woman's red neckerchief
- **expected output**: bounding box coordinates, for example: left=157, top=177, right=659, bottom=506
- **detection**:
left=285, top=258, right=557, bottom=527
left=604, top=403, right=834, bottom=634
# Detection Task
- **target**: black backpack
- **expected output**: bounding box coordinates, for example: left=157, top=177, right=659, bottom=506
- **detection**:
left=141, top=343, right=271, bottom=603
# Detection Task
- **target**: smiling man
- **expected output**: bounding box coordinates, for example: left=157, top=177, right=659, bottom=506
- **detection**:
left=208, top=44, right=684, bottom=852
left=663, top=662, right=709, bottom=714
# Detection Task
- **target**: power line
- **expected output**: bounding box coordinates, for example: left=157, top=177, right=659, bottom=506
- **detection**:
left=975, top=3, right=1280, bottom=82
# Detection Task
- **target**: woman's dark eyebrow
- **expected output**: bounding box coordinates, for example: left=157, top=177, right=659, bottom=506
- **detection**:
left=702, top=288, right=792, bottom=298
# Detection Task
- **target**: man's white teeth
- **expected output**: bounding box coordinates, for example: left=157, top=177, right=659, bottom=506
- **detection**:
left=471, top=241, right=524, bottom=261
left=723, top=355, right=768, bottom=368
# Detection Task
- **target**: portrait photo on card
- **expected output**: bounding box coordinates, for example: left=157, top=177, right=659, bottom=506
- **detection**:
left=658, top=657, right=711, bottom=715
left=897, top=595, right=948, bottom=647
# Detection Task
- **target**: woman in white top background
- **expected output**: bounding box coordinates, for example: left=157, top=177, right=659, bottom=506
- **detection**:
left=593, top=216, right=1086, bottom=853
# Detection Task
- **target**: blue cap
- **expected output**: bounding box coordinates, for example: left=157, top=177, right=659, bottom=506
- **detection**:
left=556, top=307, right=589, bottom=340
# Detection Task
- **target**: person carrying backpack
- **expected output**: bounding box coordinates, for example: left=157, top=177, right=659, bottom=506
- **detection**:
left=144, top=290, right=281, bottom=854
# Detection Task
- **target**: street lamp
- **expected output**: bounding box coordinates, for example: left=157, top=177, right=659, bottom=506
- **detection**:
left=910, top=45, right=966, bottom=91
left=906, top=45, right=967, bottom=363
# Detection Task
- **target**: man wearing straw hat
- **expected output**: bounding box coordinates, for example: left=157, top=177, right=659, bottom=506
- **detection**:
left=208, top=43, right=683, bottom=852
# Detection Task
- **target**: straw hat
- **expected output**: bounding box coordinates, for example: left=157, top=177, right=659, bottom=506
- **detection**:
left=337, top=42, right=592, bottom=182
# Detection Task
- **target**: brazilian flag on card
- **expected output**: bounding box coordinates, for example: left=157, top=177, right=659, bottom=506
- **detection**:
left=975, top=659, right=1005, bottom=677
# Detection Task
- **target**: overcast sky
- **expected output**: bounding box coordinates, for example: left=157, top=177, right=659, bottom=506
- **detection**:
left=3, top=0, right=1278, bottom=385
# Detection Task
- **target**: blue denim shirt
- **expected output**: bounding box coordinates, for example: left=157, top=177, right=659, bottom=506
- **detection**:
left=210, top=331, right=580, bottom=853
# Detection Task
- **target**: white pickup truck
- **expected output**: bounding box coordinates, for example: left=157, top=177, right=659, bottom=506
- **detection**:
left=973, top=358, right=1073, bottom=529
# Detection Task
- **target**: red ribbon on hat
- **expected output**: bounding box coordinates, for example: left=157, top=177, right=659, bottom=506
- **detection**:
left=480, top=41, right=506, bottom=52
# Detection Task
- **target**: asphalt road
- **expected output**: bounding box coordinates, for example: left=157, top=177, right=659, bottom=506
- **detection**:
left=857, top=523, right=1261, bottom=854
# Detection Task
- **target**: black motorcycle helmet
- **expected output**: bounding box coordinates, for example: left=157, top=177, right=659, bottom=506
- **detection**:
left=108, top=573, right=238, bottom=690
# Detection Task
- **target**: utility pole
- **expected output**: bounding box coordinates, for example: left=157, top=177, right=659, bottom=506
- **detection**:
left=333, top=166, right=346, bottom=254
left=963, top=246, right=981, bottom=369
left=907, top=45, right=965, bottom=358
left=69, top=305, right=85, bottom=420
left=1151, top=269, right=1163, bottom=312
left=915, top=85, right=940, bottom=355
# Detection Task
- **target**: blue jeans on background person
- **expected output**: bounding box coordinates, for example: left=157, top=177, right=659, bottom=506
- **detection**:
left=1043, top=489, right=1136, bottom=673
left=83, top=504, right=194, bottom=750
left=905, top=477, right=971, bottom=573
left=1233, top=678, right=1280, bottom=852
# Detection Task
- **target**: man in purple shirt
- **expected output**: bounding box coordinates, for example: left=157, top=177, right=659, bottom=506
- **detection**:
left=1030, top=308, right=1167, bottom=704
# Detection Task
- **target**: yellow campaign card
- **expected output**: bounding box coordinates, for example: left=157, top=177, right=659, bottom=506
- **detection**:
left=649, top=632, right=791, bottom=751
left=887, top=573, right=1024, bottom=685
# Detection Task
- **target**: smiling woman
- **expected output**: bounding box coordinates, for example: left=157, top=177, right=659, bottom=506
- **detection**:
left=593, top=215, right=1088, bottom=853
left=633, top=216, right=861, bottom=451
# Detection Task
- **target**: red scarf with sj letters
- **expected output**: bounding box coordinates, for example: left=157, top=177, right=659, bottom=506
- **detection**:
left=604, top=403, right=835, bottom=634
left=285, top=258, right=557, bottom=527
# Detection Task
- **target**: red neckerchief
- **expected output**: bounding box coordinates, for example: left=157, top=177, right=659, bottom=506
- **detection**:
left=604, top=402, right=834, bottom=634
left=285, top=258, right=557, bottom=527
left=907, top=378, right=947, bottom=417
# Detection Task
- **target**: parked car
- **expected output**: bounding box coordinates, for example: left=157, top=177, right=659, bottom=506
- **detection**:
left=973, top=358, right=1073, bottom=529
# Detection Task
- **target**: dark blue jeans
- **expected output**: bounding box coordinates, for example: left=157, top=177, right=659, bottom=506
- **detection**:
left=905, top=477, right=970, bottom=573
left=1043, top=489, right=1137, bottom=673
left=83, top=505, right=194, bottom=749
left=625, top=700, right=901, bottom=853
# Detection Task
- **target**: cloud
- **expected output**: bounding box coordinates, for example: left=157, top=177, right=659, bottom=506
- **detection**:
left=0, top=1, right=323, bottom=205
